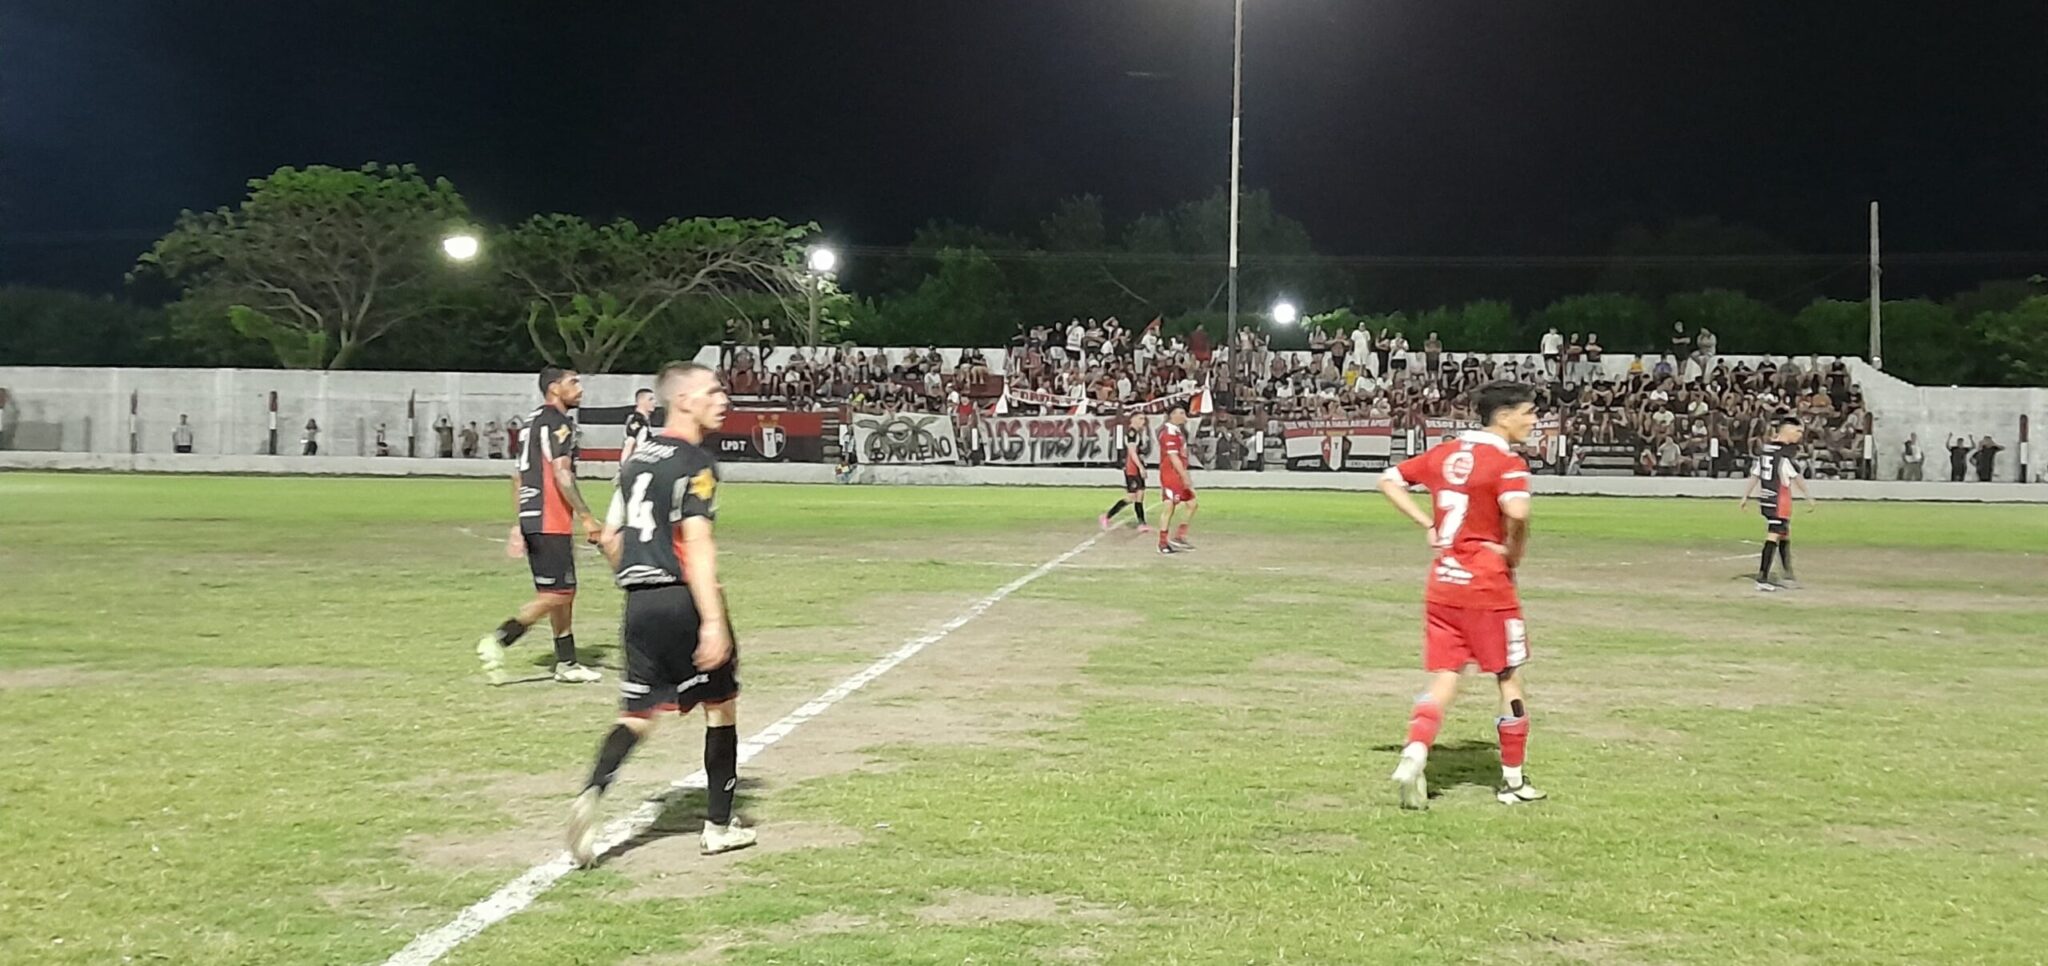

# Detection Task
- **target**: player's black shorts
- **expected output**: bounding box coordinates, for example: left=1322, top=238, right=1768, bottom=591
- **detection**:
left=619, top=584, right=740, bottom=717
left=522, top=531, right=577, bottom=594
left=1123, top=471, right=1146, bottom=492
left=1762, top=514, right=1790, bottom=536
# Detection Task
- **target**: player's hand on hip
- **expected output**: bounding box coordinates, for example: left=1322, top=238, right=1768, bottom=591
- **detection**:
left=580, top=514, right=601, bottom=542
left=505, top=526, right=525, bottom=559
left=1425, top=526, right=1445, bottom=550
left=695, top=620, right=732, bottom=671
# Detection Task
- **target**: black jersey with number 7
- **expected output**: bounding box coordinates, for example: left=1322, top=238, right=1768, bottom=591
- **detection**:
left=608, top=435, right=720, bottom=588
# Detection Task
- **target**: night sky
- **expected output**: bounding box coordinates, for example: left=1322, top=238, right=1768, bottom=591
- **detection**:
left=5, top=0, right=2045, bottom=292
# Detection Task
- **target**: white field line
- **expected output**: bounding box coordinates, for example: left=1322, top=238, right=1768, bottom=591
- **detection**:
left=379, top=532, right=1105, bottom=966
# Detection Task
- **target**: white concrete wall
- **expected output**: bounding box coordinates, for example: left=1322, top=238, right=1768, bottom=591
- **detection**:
left=3, top=363, right=2041, bottom=482
left=1846, top=360, right=2043, bottom=482
left=5, top=450, right=2044, bottom=502
left=0, top=367, right=663, bottom=458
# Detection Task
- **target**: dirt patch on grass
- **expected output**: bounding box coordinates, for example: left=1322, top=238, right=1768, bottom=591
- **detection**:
left=616, top=821, right=864, bottom=900
left=621, top=909, right=875, bottom=964
left=912, top=890, right=1123, bottom=926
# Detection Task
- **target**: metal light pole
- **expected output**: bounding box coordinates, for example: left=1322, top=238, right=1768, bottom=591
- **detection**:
left=1868, top=201, right=1882, bottom=370
left=805, top=246, right=838, bottom=347
left=1224, top=0, right=1245, bottom=397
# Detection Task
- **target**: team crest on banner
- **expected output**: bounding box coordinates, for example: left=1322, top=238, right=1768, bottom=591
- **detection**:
left=751, top=416, right=787, bottom=459
left=1320, top=434, right=1351, bottom=470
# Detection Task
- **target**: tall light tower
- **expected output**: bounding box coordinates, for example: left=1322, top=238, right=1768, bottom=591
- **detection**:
left=1224, top=0, right=1246, bottom=395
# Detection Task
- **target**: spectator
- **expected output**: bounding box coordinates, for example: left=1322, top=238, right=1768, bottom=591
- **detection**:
left=1564, top=333, right=1584, bottom=383
left=1583, top=333, right=1604, bottom=382
left=375, top=423, right=391, bottom=457
left=172, top=414, right=194, bottom=454
left=1974, top=436, right=2004, bottom=482
left=1540, top=327, right=1564, bottom=380
left=1899, top=433, right=1924, bottom=480
left=506, top=416, right=523, bottom=456
left=1669, top=322, right=1692, bottom=359
left=435, top=415, right=455, bottom=458
left=301, top=419, right=320, bottom=456
left=485, top=420, right=504, bottom=459
left=1423, top=332, right=1443, bottom=376
left=461, top=422, right=480, bottom=458
left=1694, top=327, right=1719, bottom=374
left=1945, top=434, right=1971, bottom=482
left=720, top=319, right=738, bottom=369
left=1387, top=331, right=1410, bottom=379
left=1628, top=354, right=1646, bottom=377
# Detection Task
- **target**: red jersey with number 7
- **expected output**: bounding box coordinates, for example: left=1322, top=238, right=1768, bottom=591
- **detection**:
left=1387, top=430, right=1532, bottom=610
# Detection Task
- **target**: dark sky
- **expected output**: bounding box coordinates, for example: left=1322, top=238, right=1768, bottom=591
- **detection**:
left=5, top=0, right=2045, bottom=292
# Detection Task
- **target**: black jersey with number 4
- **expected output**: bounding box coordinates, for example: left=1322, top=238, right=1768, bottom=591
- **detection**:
left=1751, top=441, right=1801, bottom=517
left=607, top=434, right=720, bottom=588
left=518, top=405, right=578, bottom=534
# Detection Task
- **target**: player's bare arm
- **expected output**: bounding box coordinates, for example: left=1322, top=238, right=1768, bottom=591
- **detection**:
left=1501, top=494, right=1531, bottom=571
left=1794, top=475, right=1816, bottom=511
left=1376, top=468, right=1439, bottom=547
left=551, top=454, right=601, bottom=539
left=506, top=464, right=527, bottom=555
left=597, top=490, right=626, bottom=570
left=1737, top=474, right=1758, bottom=510
left=680, top=515, right=729, bottom=670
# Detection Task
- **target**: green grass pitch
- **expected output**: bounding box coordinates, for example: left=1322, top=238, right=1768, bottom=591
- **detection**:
left=1, top=472, right=2044, bottom=964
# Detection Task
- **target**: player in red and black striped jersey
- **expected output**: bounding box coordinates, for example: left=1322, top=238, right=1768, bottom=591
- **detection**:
left=476, top=366, right=605, bottom=685
left=1739, top=415, right=1816, bottom=591
left=1098, top=413, right=1152, bottom=533
left=569, top=361, right=756, bottom=865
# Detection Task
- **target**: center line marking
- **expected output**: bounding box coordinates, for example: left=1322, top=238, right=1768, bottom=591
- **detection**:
left=379, top=531, right=1104, bottom=966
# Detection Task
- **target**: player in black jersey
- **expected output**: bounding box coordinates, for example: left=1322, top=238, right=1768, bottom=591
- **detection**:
left=476, top=366, right=604, bottom=684
left=1739, top=414, right=1817, bottom=591
left=568, top=361, right=756, bottom=865
left=620, top=387, right=656, bottom=464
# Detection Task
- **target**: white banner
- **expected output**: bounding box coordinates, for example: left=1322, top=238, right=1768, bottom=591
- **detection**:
left=848, top=412, right=959, bottom=464
left=982, top=416, right=1133, bottom=466
left=1281, top=418, right=1395, bottom=471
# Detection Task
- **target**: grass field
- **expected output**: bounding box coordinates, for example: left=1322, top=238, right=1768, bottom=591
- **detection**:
left=2, top=472, right=2046, bottom=965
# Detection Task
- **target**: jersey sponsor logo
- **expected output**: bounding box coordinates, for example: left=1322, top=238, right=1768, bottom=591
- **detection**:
left=1443, top=450, right=1475, bottom=486
left=553, top=424, right=572, bottom=445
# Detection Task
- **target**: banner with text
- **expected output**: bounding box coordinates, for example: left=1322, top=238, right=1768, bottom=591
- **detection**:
left=1417, top=416, right=1562, bottom=470
left=850, top=412, right=959, bottom=464
left=983, top=415, right=1129, bottom=466
left=1281, top=418, right=1396, bottom=471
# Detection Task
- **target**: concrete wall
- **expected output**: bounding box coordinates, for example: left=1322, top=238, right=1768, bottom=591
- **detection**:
left=5, top=450, right=2045, bottom=502
left=2, top=363, right=2041, bottom=481
left=0, top=367, right=660, bottom=458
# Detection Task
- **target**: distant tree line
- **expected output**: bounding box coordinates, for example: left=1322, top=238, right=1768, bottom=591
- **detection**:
left=1, top=162, right=2043, bottom=387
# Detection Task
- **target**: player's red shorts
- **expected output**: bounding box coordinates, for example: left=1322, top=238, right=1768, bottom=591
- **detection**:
left=1160, top=478, right=1196, bottom=504
left=1423, top=601, right=1529, bottom=674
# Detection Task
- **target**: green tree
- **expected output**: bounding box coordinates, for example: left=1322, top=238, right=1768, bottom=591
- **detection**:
left=1874, top=299, right=1962, bottom=385
left=0, top=287, right=181, bottom=366
left=133, top=163, right=473, bottom=369
left=853, top=248, right=1016, bottom=346
left=1973, top=296, right=2048, bottom=386
left=1529, top=293, right=1658, bottom=352
left=1788, top=299, right=1865, bottom=357
left=1664, top=289, right=1786, bottom=353
left=496, top=215, right=819, bottom=372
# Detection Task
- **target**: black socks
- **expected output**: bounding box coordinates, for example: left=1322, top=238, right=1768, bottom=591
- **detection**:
left=705, top=725, right=739, bottom=825
left=496, top=619, right=528, bottom=646
left=1776, top=539, right=1792, bottom=576
left=1133, top=501, right=1147, bottom=525
left=1758, top=543, right=1776, bottom=580
left=587, top=724, right=641, bottom=792
left=1105, top=500, right=1128, bottom=520
left=554, top=633, right=577, bottom=665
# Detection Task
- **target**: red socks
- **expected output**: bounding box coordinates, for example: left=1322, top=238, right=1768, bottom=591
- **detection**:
left=1497, top=715, right=1529, bottom=768
left=1405, top=699, right=1444, bottom=748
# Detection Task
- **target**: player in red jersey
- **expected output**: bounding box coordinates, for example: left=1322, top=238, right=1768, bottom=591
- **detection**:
left=1100, top=413, right=1153, bottom=533
left=1377, top=380, right=1546, bottom=809
left=1155, top=406, right=1199, bottom=554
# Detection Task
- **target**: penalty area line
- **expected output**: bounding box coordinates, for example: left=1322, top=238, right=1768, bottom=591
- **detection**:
left=378, top=531, right=1105, bottom=966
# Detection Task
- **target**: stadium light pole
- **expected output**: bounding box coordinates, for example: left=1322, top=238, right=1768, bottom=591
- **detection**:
left=1223, top=0, right=1245, bottom=400
left=441, top=232, right=481, bottom=263
left=805, top=245, right=839, bottom=347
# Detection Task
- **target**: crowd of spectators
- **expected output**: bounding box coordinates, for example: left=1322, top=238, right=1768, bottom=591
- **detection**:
left=715, top=317, right=1877, bottom=478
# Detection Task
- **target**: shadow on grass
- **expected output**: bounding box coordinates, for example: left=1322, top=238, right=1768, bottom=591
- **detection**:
left=602, top=784, right=768, bottom=866
left=1372, top=739, right=1500, bottom=798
